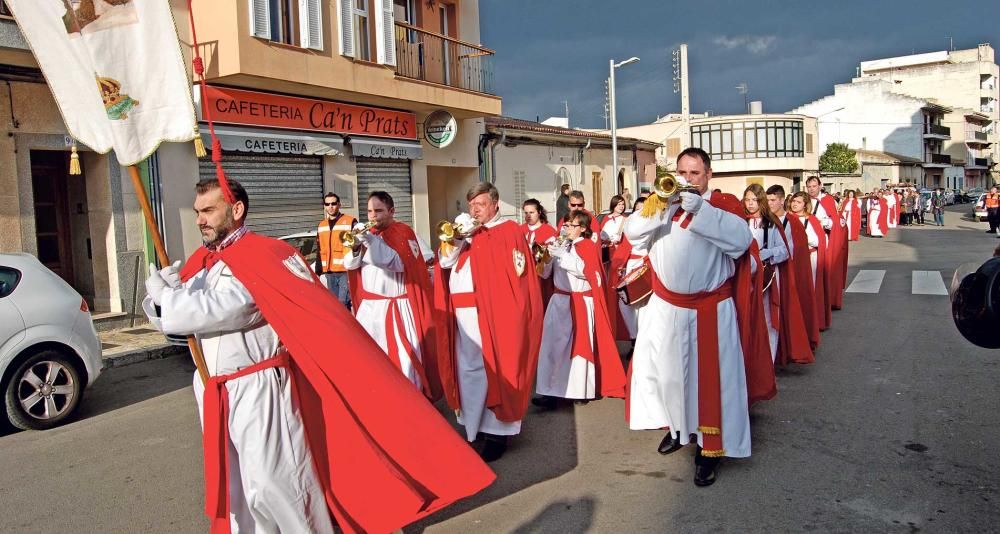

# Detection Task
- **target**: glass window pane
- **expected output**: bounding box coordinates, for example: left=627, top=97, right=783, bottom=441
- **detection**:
left=785, top=128, right=794, bottom=152
left=757, top=127, right=767, bottom=150
left=733, top=128, right=744, bottom=153
left=745, top=129, right=755, bottom=151
left=775, top=128, right=785, bottom=150
left=767, top=127, right=776, bottom=152
left=710, top=131, right=721, bottom=154
left=722, top=130, right=732, bottom=153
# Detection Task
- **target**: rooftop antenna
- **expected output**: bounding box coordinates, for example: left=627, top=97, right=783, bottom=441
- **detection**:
left=562, top=99, right=569, bottom=127
left=736, top=82, right=749, bottom=113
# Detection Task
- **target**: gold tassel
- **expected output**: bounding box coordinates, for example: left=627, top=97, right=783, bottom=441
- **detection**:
left=69, top=145, right=81, bottom=175
left=697, top=425, right=721, bottom=435
left=640, top=193, right=666, bottom=218
left=700, top=448, right=728, bottom=458
left=193, top=127, right=207, bottom=158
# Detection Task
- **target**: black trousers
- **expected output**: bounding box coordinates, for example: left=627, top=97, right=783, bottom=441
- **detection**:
left=988, top=208, right=999, bottom=232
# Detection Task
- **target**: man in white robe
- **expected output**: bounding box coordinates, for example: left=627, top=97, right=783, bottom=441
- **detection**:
left=143, top=179, right=333, bottom=533
left=625, top=148, right=753, bottom=487
left=344, top=191, right=434, bottom=391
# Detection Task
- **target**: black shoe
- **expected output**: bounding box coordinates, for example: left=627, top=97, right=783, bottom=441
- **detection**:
left=573, top=399, right=590, bottom=406
left=657, top=432, right=683, bottom=455
left=531, top=395, right=558, bottom=410
left=693, top=449, right=721, bottom=487
left=479, top=434, right=508, bottom=462
left=987, top=230, right=995, bottom=234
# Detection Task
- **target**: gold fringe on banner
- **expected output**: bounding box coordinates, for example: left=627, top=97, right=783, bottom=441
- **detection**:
left=69, top=144, right=81, bottom=175
left=193, top=126, right=207, bottom=158
left=640, top=193, right=666, bottom=218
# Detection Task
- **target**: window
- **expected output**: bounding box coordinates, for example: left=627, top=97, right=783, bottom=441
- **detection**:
left=0, top=267, right=20, bottom=298
left=250, top=0, right=322, bottom=50
left=353, top=0, right=371, bottom=61
left=691, top=120, right=804, bottom=160
left=0, top=1, right=11, bottom=18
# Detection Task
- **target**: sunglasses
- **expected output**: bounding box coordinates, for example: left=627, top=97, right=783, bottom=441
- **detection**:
left=569, top=203, right=585, bottom=208
left=324, top=202, right=339, bottom=206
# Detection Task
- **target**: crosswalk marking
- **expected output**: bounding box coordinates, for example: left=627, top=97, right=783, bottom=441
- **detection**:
left=911, top=270, right=948, bottom=295
left=846, top=270, right=886, bottom=293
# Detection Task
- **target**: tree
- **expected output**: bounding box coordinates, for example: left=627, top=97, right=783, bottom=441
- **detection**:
left=819, top=143, right=859, bottom=174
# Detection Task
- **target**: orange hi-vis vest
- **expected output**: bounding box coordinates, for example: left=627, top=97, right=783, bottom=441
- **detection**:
left=986, top=193, right=1000, bottom=209
left=317, top=213, right=357, bottom=273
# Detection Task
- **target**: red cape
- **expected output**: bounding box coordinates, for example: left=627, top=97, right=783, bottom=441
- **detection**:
left=181, top=232, right=494, bottom=534
left=818, top=195, right=847, bottom=310
left=806, top=215, right=832, bottom=330
left=842, top=199, right=861, bottom=241
left=785, top=215, right=821, bottom=350
left=877, top=198, right=889, bottom=235
left=894, top=193, right=901, bottom=225
left=433, top=220, right=544, bottom=422
left=572, top=238, right=627, bottom=398
left=347, top=221, right=442, bottom=401
left=773, top=222, right=815, bottom=365
left=711, top=193, right=776, bottom=406
left=605, top=236, right=636, bottom=340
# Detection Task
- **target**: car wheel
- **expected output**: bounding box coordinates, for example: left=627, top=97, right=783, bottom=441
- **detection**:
left=4, top=350, right=83, bottom=431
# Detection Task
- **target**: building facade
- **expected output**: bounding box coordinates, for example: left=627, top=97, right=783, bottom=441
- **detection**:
left=157, top=0, right=500, bottom=256
left=614, top=112, right=820, bottom=196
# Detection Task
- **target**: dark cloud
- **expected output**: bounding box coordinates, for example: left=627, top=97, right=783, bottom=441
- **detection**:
left=480, top=0, right=1000, bottom=128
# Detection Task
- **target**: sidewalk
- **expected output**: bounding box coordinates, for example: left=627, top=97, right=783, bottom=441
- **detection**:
left=99, top=326, right=187, bottom=369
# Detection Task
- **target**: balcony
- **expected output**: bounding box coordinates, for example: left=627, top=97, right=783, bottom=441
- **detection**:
left=923, top=124, right=951, bottom=139
left=975, top=131, right=988, bottom=141
left=975, top=157, right=989, bottom=167
left=393, top=22, right=495, bottom=95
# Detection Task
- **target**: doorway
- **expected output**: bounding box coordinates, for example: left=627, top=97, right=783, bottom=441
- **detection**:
left=591, top=171, right=602, bottom=213
left=30, top=151, right=74, bottom=283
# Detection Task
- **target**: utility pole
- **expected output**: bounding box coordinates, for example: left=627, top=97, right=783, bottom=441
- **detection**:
left=672, top=44, right=691, bottom=152
left=603, top=79, right=610, bottom=130
left=736, top=82, right=749, bottom=113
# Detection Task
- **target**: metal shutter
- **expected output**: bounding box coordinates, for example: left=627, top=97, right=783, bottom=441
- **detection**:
left=355, top=158, right=413, bottom=225
left=199, top=154, right=323, bottom=238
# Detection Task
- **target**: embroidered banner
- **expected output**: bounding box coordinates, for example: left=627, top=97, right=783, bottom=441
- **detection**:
left=6, top=0, right=197, bottom=165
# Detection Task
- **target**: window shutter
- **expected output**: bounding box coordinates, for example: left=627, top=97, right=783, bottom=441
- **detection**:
left=806, top=133, right=814, bottom=154
left=374, top=0, right=396, bottom=65
left=337, top=0, right=355, bottom=57
left=249, top=0, right=271, bottom=39
left=299, top=0, right=323, bottom=50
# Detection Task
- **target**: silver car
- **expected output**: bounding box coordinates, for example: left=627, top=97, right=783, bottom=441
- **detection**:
left=0, top=254, right=102, bottom=430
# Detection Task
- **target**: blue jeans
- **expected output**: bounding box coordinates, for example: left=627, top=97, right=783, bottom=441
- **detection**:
left=321, top=271, right=351, bottom=310
left=933, top=210, right=944, bottom=226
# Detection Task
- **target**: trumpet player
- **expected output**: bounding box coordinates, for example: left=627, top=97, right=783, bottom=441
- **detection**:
left=343, top=191, right=437, bottom=396
left=623, top=148, right=755, bottom=487
left=434, top=182, right=544, bottom=462
left=532, top=211, right=626, bottom=410
left=316, top=192, right=358, bottom=310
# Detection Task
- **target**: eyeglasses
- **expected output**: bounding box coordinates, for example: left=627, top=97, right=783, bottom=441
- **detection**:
left=562, top=223, right=582, bottom=228
left=569, top=203, right=585, bottom=208
left=324, top=202, right=339, bottom=206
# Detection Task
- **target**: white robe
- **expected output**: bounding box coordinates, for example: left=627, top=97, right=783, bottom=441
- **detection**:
left=600, top=213, right=627, bottom=245
left=868, top=199, right=884, bottom=237
left=748, top=217, right=790, bottom=363
left=439, top=215, right=522, bottom=441
left=624, top=195, right=753, bottom=458
left=143, top=259, right=333, bottom=534
left=536, top=238, right=598, bottom=399
left=344, top=230, right=434, bottom=389
left=797, top=215, right=821, bottom=284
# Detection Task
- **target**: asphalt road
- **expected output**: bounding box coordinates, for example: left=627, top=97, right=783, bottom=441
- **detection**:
left=1, top=204, right=997, bottom=533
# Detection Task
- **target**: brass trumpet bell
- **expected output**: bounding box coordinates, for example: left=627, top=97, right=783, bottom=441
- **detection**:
left=339, top=221, right=375, bottom=249
left=653, top=173, right=701, bottom=199
left=436, top=219, right=481, bottom=244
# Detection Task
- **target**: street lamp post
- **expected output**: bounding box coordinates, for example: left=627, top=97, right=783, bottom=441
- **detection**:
left=610, top=56, right=639, bottom=196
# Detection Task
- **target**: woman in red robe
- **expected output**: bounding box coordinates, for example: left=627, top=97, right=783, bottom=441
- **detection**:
left=841, top=189, right=862, bottom=241
left=789, top=191, right=830, bottom=332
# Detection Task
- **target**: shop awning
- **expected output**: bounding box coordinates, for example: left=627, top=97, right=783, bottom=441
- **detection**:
left=199, top=125, right=345, bottom=156
left=348, top=136, right=423, bottom=160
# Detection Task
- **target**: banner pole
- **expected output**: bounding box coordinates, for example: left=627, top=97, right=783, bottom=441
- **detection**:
left=127, top=164, right=210, bottom=385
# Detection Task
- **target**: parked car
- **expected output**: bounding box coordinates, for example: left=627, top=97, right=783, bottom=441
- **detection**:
left=973, top=193, right=988, bottom=222
left=280, top=230, right=319, bottom=267
left=0, top=254, right=102, bottom=430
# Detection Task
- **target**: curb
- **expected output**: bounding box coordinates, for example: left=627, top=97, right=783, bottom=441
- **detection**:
left=102, top=344, right=188, bottom=369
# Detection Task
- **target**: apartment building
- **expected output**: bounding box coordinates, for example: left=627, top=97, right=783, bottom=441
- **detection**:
left=791, top=79, right=957, bottom=190
left=156, top=0, right=500, bottom=255
left=0, top=1, right=149, bottom=322
left=854, top=44, right=998, bottom=186
left=614, top=110, right=820, bottom=196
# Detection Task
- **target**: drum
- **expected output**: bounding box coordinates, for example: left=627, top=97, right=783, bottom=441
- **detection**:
left=615, top=260, right=653, bottom=306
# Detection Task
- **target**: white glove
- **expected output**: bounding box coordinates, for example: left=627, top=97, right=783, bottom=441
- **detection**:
left=145, top=264, right=168, bottom=306
left=821, top=218, right=833, bottom=230
left=548, top=243, right=569, bottom=257
left=680, top=192, right=704, bottom=214
left=759, top=249, right=773, bottom=262
left=159, top=260, right=182, bottom=288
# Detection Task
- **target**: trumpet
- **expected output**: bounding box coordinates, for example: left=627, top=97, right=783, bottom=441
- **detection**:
left=531, top=242, right=550, bottom=275
left=653, top=173, right=701, bottom=199
left=436, top=218, right=481, bottom=244
left=339, top=221, right=376, bottom=249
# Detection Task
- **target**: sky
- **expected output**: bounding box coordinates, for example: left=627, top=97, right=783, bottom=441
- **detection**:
left=479, top=0, right=1000, bottom=129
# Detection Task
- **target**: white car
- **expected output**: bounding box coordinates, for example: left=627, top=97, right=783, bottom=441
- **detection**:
left=0, top=254, right=102, bottom=430
left=974, top=193, right=988, bottom=222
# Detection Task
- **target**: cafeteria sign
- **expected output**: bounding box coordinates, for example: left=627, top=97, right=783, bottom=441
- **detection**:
left=424, top=110, right=458, bottom=148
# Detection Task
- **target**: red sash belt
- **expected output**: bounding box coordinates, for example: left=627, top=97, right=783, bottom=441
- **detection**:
left=203, top=351, right=290, bottom=534
left=554, top=287, right=596, bottom=363
left=356, top=287, right=428, bottom=389
left=650, top=274, right=732, bottom=458
left=450, top=292, right=476, bottom=308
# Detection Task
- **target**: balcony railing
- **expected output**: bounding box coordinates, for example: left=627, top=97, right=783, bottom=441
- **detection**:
left=393, top=22, right=495, bottom=95
left=975, top=131, right=988, bottom=141
left=975, top=157, right=989, bottom=167
left=924, top=124, right=951, bottom=136
left=929, top=153, right=951, bottom=164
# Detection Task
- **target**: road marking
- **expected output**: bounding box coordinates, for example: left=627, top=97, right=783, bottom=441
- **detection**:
left=846, top=270, right=885, bottom=293
left=912, top=270, right=948, bottom=295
